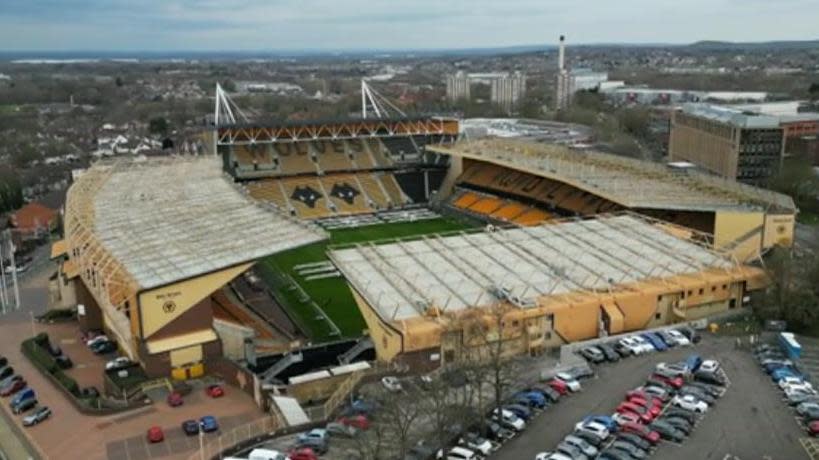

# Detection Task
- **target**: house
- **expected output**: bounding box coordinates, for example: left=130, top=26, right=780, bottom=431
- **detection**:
left=9, top=202, right=59, bottom=240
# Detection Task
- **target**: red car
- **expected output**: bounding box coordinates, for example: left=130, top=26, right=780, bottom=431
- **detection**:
left=338, top=414, right=370, bottom=430
left=627, top=396, right=662, bottom=416
left=167, top=391, right=184, bottom=407
left=620, top=422, right=661, bottom=444
left=0, top=379, right=26, bottom=397
left=147, top=426, right=164, bottom=443
left=627, top=388, right=669, bottom=403
left=548, top=379, right=569, bottom=395
left=289, top=447, right=318, bottom=460
left=650, top=373, right=683, bottom=389
left=809, top=420, right=819, bottom=437
left=615, top=401, right=654, bottom=423
left=205, top=384, right=224, bottom=398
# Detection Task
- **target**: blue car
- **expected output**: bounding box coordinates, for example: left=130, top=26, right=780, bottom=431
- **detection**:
left=582, top=415, right=618, bottom=432
left=685, top=354, right=703, bottom=373
left=503, top=404, right=532, bottom=420
left=772, top=368, right=803, bottom=382
left=514, top=391, right=547, bottom=409
left=641, top=333, right=668, bottom=352
left=199, top=416, right=219, bottom=433
left=764, top=361, right=795, bottom=374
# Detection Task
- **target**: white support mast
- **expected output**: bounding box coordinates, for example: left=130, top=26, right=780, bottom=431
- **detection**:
left=361, top=80, right=406, bottom=119
left=214, top=83, right=249, bottom=127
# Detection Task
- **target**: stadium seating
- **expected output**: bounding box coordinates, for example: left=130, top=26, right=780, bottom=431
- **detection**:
left=490, top=202, right=527, bottom=221
left=246, top=179, right=291, bottom=211
left=468, top=197, right=503, bottom=215
left=275, top=143, right=318, bottom=174
left=365, top=140, right=393, bottom=167
left=379, top=173, right=407, bottom=205
left=320, top=175, right=371, bottom=214
left=315, top=142, right=354, bottom=172
left=513, top=209, right=552, bottom=226
left=347, top=139, right=376, bottom=169
left=282, top=177, right=331, bottom=219
left=357, top=173, right=390, bottom=209
left=381, top=137, right=418, bottom=158
left=453, top=192, right=481, bottom=209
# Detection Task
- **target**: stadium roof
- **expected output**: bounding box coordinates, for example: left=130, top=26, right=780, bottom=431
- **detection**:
left=429, top=138, right=795, bottom=213
left=216, top=114, right=451, bottom=130
left=74, top=156, right=326, bottom=290
left=680, top=103, right=781, bottom=129
left=330, top=214, right=740, bottom=322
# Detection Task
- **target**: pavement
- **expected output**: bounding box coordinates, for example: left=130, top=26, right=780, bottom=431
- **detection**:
left=0, top=246, right=266, bottom=460
left=493, top=335, right=807, bottom=460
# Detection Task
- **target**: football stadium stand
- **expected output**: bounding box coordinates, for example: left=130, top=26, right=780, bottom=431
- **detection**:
left=330, top=213, right=769, bottom=366
left=432, top=138, right=796, bottom=262
left=53, top=156, right=326, bottom=378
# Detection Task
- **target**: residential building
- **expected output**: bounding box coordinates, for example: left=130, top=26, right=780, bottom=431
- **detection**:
left=491, top=72, right=526, bottom=114
left=445, top=71, right=470, bottom=102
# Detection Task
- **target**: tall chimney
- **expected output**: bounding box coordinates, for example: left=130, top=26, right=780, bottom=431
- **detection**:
left=558, top=35, right=566, bottom=71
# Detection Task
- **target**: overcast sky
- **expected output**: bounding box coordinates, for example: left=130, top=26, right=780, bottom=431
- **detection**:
left=1, top=0, right=818, bottom=51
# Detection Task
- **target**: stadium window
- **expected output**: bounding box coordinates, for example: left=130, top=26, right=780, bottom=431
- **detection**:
left=657, top=295, right=662, bottom=301
left=544, top=332, right=552, bottom=340
left=699, top=288, right=704, bottom=295
left=655, top=313, right=661, bottom=320
left=687, top=290, right=692, bottom=296
left=722, top=284, right=728, bottom=290
left=512, top=320, right=519, bottom=327
left=712, top=286, right=717, bottom=292
left=382, top=336, right=388, bottom=349
left=729, top=299, right=737, bottom=309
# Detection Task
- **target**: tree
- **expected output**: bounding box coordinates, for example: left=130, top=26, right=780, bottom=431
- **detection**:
left=148, top=117, right=169, bottom=136
left=221, top=79, right=237, bottom=92
left=115, top=76, right=124, bottom=87
left=810, top=82, right=819, bottom=101
left=756, top=246, right=819, bottom=330
left=0, top=166, right=23, bottom=213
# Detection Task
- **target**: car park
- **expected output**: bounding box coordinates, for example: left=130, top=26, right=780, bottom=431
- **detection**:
left=200, top=415, right=219, bottom=433
left=182, top=420, right=200, bottom=435
left=672, top=394, right=708, bottom=413
left=381, top=376, right=403, bottom=392
left=579, top=346, right=605, bottom=364
left=22, top=406, right=51, bottom=426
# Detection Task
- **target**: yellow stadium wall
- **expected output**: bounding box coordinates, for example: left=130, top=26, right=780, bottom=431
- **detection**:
left=763, top=213, right=795, bottom=249
left=551, top=300, right=599, bottom=342
left=350, top=289, right=404, bottom=362
left=138, top=262, right=252, bottom=339
left=714, top=210, right=765, bottom=261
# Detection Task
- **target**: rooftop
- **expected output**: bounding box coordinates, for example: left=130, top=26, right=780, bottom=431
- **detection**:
left=73, top=156, right=326, bottom=290
left=330, top=214, right=738, bottom=322
left=680, top=103, right=781, bottom=129
left=429, top=138, right=795, bottom=213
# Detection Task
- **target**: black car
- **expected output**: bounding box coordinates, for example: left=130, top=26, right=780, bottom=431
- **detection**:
left=12, top=397, right=37, bottom=414
left=47, top=343, right=62, bottom=357
left=0, top=366, right=14, bottom=380
left=182, top=419, right=200, bottom=435
left=566, top=365, right=595, bottom=380
left=599, top=449, right=634, bottom=460
left=650, top=420, right=685, bottom=442
left=802, top=407, right=819, bottom=422
left=55, top=355, right=73, bottom=369
left=528, top=385, right=561, bottom=403
left=678, top=327, right=701, bottom=343
left=579, top=347, right=606, bottom=364
left=573, top=429, right=605, bottom=448
left=485, top=421, right=514, bottom=441
left=685, top=381, right=722, bottom=398
left=598, top=343, right=621, bottom=362
left=91, top=341, right=117, bottom=355
left=662, top=417, right=692, bottom=435
left=0, top=357, right=7, bottom=368
left=694, top=370, right=726, bottom=386
left=616, top=432, right=651, bottom=451
left=663, top=408, right=697, bottom=424
left=645, top=378, right=675, bottom=394
left=610, top=440, right=648, bottom=459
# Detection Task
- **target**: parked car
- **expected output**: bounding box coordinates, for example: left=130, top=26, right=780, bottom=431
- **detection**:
left=288, top=447, right=318, bottom=460
left=615, top=432, right=652, bottom=451
left=650, top=420, right=685, bottom=442
left=615, top=401, right=654, bottom=423
left=55, top=355, right=73, bottom=369
left=684, top=354, right=703, bottom=373
left=528, top=385, right=561, bottom=403
left=650, top=373, right=684, bottom=389
left=182, top=419, right=200, bottom=436
left=562, top=434, right=598, bottom=457
left=513, top=391, right=547, bottom=409
left=627, top=396, right=662, bottom=416
left=797, top=402, right=819, bottom=417
left=555, top=373, right=582, bottom=392
left=566, top=366, right=595, bottom=380
left=617, top=337, right=645, bottom=356
left=581, top=415, right=617, bottom=432
left=656, top=331, right=679, bottom=348
left=662, top=416, right=692, bottom=435
left=0, top=377, right=26, bottom=397
left=579, top=346, right=606, bottom=364
left=381, top=376, right=403, bottom=392
left=618, top=422, right=660, bottom=444
left=200, top=415, right=219, bottom=433
left=11, top=395, right=37, bottom=414
left=458, top=432, right=494, bottom=456
left=685, top=381, right=723, bottom=398
left=296, top=437, right=328, bottom=455
left=694, top=370, right=726, bottom=386
left=597, top=343, right=621, bottom=362
left=672, top=395, right=708, bottom=413
left=503, top=403, right=532, bottom=421
left=612, top=411, right=641, bottom=427
left=86, top=335, right=110, bottom=347
left=535, top=453, right=573, bottom=460
left=205, top=384, right=224, bottom=398
left=677, top=326, right=701, bottom=343
left=809, top=421, right=819, bottom=437
left=548, top=378, right=569, bottom=396
left=598, top=450, right=632, bottom=460
left=485, top=421, right=515, bottom=441
left=106, top=357, right=132, bottom=371
left=610, top=440, right=648, bottom=459
left=700, top=360, right=720, bottom=373
left=655, top=362, right=688, bottom=378
left=167, top=391, right=184, bottom=407
left=91, top=341, right=117, bottom=355
left=339, top=414, right=370, bottom=430
left=641, top=332, right=668, bottom=351
left=147, top=426, right=164, bottom=443
left=666, top=329, right=691, bottom=346
left=249, top=448, right=290, bottom=460
left=554, top=442, right=588, bottom=460
left=572, top=429, right=605, bottom=448
left=678, top=387, right=716, bottom=405
left=437, top=446, right=480, bottom=460
left=297, top=428, right=328, bottom=445
left=325, top=422, right=357, bottom=438
left=22, top=406, right=51, bottom=426
left=629, top=386, right=670, bottom=402
left=573, top=421, right=610, bottom=442
left=0, top=366, right=14, bottom=380
left=788, top=393, right=819, bottom=406
left=0, top=357, right=6, bottom=368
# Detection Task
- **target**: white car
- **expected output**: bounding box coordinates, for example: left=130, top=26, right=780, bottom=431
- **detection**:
left=618, top=337, right=645, bottom=355
left=672, top=394, right=709, bottom=413
left=381, top=376, right=403, bottom=392
left=459, top=434, right=494, bottom=455
left=535, top=452, right=573, bottom=460
left=573, top=421, right=610, bottom=441
left=778, top=376, right=807, bottom=390
left=700, top=360, right=720, bottom=373
left=783, top=381, right=816, bottom=394
left=437, top=446, right=478, bottom=460
left=493, top=408, right=525, bottom=431
left=631, top=336, right=655, bottom=353
left=656, top=362, right=689, bottom=377
left=105, top=357, right=132, bottom=371
left=555, top=373, right=582, bottom=392
left=86, top=335, right=110, bottom=347
left=667, top=329, right=691, bottom=346
left=562, top=434, right=599, bottom=457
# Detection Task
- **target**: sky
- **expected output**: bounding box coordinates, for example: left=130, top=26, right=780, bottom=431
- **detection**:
left=1, top=0, right=818, bottom=52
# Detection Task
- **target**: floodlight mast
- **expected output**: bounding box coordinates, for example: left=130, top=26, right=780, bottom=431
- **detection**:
left=214, top=83, right=249, bottom=127
left=361, top=80, right=406, bottom=119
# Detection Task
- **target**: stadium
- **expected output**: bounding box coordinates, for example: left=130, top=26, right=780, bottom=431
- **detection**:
left=51, top=83, right=795, bottom=389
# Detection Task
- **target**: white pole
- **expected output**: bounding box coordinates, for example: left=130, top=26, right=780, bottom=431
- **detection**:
left=8, top=236, right=20, bottom=310
left=0, top=238, right=7, bottom=314
left=361, top=80, right=367, bottom=119
left=199, top=430, right=205, bottom=460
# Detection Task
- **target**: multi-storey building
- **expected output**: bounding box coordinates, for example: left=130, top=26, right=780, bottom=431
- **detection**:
left=445, top=71, right=470, bottom=102
left=490, top=71, right=526, bottom=114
